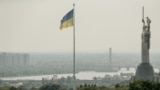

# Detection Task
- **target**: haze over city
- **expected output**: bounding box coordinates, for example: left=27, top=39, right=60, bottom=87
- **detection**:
left=1, top=1, right=160, bottom=90
left=0, top=0, right=160, bottom=53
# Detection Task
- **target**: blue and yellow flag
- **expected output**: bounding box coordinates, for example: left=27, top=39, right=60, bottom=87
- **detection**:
left=60, top=9, right=74, bottom=30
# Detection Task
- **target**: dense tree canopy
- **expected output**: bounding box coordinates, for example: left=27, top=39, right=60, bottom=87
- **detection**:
left=129, top=80, right=160, bottom=90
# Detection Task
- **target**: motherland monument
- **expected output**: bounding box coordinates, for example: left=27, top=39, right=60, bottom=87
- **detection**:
left=134, top=7, right=154, bottom=81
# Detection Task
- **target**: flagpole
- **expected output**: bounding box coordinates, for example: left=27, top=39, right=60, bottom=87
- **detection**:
left=73, top=3, right=76, bottom=90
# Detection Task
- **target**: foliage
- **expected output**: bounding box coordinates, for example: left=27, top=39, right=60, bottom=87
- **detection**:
left=0, top=86, right=27, bottom=90
left=77, top=84, right=127, bottom=90
left=39, top=84, right=67, bottom=90
left=129, top=80, right=160, bottom=90
left=0, top=86, right=10, bottom=90
left=2, top=80, right=160, bottom=90
left=30, top=87, right=38, bottom=90
left=17, top=86, right=27, bottom=90
left=10, top=86, right=17, bottom=90
left=115, top=84, right=120, bottom=89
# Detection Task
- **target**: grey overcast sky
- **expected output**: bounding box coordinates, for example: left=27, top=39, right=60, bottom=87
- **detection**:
left=0, top=0, right=160, bottom=53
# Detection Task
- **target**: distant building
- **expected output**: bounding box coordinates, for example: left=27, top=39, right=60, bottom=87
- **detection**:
left=0, top=52, right=30, bottom=67
left=109, top=48, right=112, bottom=66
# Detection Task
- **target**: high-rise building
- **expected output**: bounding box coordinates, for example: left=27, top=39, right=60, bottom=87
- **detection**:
left=0, top=52, right=30, bottom=67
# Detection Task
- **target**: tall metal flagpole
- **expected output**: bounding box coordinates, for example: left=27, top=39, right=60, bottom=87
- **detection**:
left=73, top=3, right=76, bottom=90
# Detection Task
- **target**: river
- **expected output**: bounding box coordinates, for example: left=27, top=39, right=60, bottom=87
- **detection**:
left=0, top=68, right=159, bottom=80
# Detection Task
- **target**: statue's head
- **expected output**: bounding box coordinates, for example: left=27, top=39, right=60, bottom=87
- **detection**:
left=146, top=17, right=149, bottom=19
left=146, top=17, right=151, bottom=24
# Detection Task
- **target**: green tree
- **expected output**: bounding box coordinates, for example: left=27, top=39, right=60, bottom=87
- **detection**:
left=129, top=80, right=160, bottom=90
left=84, top=84, right=87, bottom=87
left=30, top=87, right=38, bottom=90
left=10, top=86, right=17, bottom=90
left=79, top=85, right=83, bottom=88
left=17, top=86, right=27, bottom=90
left=39, top=84, right=67, bottom=90
left=115, top=84, right=120, bottom=89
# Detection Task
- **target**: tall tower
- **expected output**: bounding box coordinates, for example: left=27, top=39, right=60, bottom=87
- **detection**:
left=109, top=48, right=112, bottom=66
left=133, top=7, right=154, bottom=81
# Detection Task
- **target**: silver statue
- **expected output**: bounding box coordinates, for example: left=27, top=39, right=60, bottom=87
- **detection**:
left=141, top=17, right=151, bottom=63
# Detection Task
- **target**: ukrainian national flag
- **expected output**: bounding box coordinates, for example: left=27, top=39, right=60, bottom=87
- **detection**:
left=60, top=9, right=74, bottom=30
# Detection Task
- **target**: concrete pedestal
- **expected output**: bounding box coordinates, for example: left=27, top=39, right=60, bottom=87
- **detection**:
left=134, top=63, right=154, bottom=81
